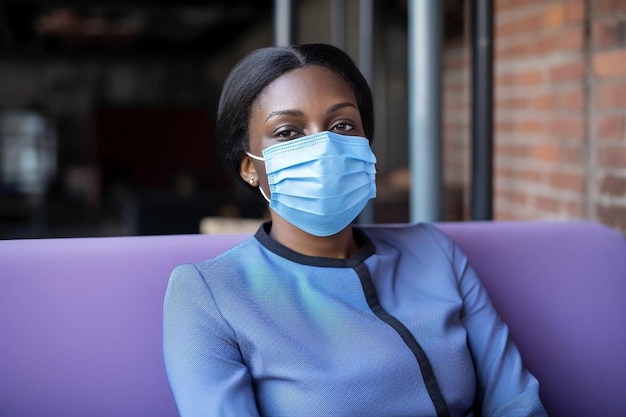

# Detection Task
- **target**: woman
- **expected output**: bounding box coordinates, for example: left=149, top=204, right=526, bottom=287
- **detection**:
left=163, top=43, right=547, bottom=417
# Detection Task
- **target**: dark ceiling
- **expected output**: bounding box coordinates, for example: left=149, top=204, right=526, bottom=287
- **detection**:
left=0, top=0, right=466, bottom=59
left=0, top=0, right=273, bottom=59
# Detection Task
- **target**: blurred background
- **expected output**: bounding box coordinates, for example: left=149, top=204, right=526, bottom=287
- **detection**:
left=0, top=0, right=624, bottom=239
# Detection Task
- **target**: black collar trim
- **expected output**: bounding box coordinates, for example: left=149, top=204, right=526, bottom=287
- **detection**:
left=254, top=222, right=375, bottom=268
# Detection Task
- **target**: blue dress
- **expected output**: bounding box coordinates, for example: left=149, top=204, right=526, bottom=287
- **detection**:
left=163, top=223, right=546, bottom=416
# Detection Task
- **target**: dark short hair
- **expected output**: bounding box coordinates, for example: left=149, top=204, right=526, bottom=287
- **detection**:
left=215, top=43, right=374, bottom=184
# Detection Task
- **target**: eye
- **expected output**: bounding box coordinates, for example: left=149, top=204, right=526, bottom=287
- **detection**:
left=332, top=122, right=355, bottom=133
left=273, top=127, right=302, bottom=140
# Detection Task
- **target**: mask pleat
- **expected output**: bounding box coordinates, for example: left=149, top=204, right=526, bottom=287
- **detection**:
left=259, top=131, right=377, bottom=236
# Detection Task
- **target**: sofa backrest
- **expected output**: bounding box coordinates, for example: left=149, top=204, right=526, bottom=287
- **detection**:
left=436, top=221, right=626, bottom=416
left=0, top=233, right=249, bottom=417
left=0, top=221, right=624, bottom=416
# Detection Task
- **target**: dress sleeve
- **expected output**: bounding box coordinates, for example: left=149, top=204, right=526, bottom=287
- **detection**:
left=450, top=243, right=547, bottom=416
left=163, top=263, right=260, bottom=417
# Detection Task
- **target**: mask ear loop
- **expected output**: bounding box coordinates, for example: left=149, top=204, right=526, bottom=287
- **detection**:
left=257, top=186, right=271, bottom=204
left=245, top=152, right=271, bottom=204
left=245, top=151, right=264, bottom=161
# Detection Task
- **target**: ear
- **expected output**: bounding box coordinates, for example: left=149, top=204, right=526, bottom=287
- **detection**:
left=239, top=155, right=259, bottom=186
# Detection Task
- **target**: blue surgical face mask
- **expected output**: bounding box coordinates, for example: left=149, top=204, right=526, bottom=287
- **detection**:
left=246, top=131, right=376, bottom=237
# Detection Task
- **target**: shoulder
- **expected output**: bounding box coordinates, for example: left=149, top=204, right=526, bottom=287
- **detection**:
left=357, top=222, right=455, bottom=253
left=168, top=236, right=261, bottom=290
left=357, top=223, right=463, bottom=275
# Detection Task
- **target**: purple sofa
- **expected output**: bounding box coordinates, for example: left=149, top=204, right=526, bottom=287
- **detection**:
left=1, top=221, right=624, bottom=416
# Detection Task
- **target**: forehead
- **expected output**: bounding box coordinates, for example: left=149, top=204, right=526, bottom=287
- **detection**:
left=252, top=65, right=357, bottom=114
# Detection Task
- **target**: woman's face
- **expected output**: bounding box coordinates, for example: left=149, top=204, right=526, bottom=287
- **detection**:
left=240, top=65, right=365, bottom=191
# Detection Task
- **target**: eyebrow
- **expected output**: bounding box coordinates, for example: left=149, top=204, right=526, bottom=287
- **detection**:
left=264, top=102, right=359, bottom=122
left=265, top=109, right=304, bottom=122
left=327, top=102, right=358, bottom=114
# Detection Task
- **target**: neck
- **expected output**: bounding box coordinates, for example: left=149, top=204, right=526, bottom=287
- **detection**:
left=268, top=214, right=359, bottom=259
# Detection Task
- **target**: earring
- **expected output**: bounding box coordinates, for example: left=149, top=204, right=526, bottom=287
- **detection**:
left=249, top=176, right=255, bottom=185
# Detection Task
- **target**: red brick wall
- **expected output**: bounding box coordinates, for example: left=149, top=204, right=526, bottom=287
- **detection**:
left=442, top=0, right=626, bottom=232
left=591, top=0, right=626, bottom=231
left=442, top=38, right=471, bottom=219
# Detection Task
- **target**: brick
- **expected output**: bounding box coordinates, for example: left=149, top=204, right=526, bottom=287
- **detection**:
left=443, top=100, right=469, bottom=111
left=495, top=120, right=516, bottom=132
left=441, top=0, right=626, bottom=231
left=550, top=60, right=586, bottom=83
left=496, top=143, right=531, bottom=157
left=495, top=72, right=513, bottom=86
left=560, top=146, right=585, bottom=164
left=444, top=120, right=467, bottom=131
left=533, top=94, right=560, bottom=111
left=497, top=13, right=544, bottom=38
left=442, top=90, right=467, bottom=103
left=523, top=169, right=543, bottom=182
left=495, top=96, right=532, bottom=109
left=559, top=200, right=585, bottom=217
left=565, top=0, right=585, bottom=24
left=560, top=26, right=585, bottom=50
left=495, top=166, right=543, bottom=183
left=535, top=32, right=562, bottom=55
left=536, top=195, right=561, bottom=212
left=537, top=195, right=585, bottom=216
left=443, top=80, right=467, bottom=94
left=496, top=0, right=539, bottom=14
left=497, top=189, right=529, bottom=205
left=520, top=69, right=545, bottom=85
left=595, top=82, right=626, bottom=108
left=568, top=201, right=585, bottom=217
left=596, top=0, right=626, bottom=16
left=532, top=144, right=560, bottom=162
left=596, top=204, right=626, bottom=230
left=593, top=49, right=626, bottom=78
left=544, top=4, right=566, bottom=28
left=561, top=89, right=585, bottom=110
left=599, top=175, right=626, bottom=195
left=593, top=19, right=619, bottom=49
left=495, top=40, right=535, bottom=60
left=596, top=114, right=626, bottom=140
left=441, top=85, right=461, bottom=104
left=497, top=68, right=545, bottom=86
left=495, top=119, right=543, bottom=134
left=597, top=146, right=626, bottom=168
left=548, top=171, right=586, bottom=191
left=548, top=117, right=586, bottom=141
left=494, top=211, right=523, bottom=221
left=494, top=166, right=517, bottom=179
left=520, top=119, right=545, bottom=134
